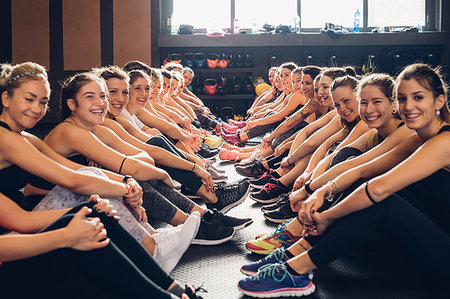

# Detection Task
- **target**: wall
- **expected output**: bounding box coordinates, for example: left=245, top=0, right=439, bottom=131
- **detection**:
left=2, top=0, right=153, bottom=122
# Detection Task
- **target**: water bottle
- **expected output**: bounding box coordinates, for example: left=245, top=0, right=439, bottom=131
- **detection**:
left=353, top=9, right=360, bottom=33
left=252, top=18, right=258, bottom=34
left=233, top=18, right=240, bottom=34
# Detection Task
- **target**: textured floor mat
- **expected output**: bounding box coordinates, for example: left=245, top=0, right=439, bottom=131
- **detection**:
left=171, top=160, right=448, bottom=299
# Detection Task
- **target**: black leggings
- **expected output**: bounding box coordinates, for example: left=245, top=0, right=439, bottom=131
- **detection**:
left=308, top=194, right=450, bottom=278
left=146, top=135, right=203, bottom=192
left=0, top=201, right=174, bottom=299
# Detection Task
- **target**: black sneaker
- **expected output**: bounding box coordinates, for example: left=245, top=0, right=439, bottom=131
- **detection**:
left=249, top=181, right=288, bottom=204
left=206, top=180, right=251, bottom=213
left=181, top=186, right=201, bottom=199
left=261, top=193, right=290, bottom=213
left=183, top=283, right=207, bottom=299
left=263, top=199, right=297, bottom=223
left=197, top=143, right=219, bottom=160
left=192, top=217, right=235, bottom=245
left=235, top=160, right=266, bottom=177
left=250, top=173, right=278, bottom=189
left=203, top=208, right=253, bottom=230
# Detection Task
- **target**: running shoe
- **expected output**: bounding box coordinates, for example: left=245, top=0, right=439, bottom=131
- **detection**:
left=221, top=132, right=245, bottom=147
left=192, top=217, right=235, bottom=245
left=235, top=160, right=266, bottom=177
left=229, top=119, right=247, bottom=128
left=246, top=222, right=300, bottom=255
left=203, top=135, right=223, bottom=148
left=264, top=200, right=297, bottom=224
left=206, top=179, right=251, bottom=213
left=240, top=247, right=288, bottom=275
left=260, top=194, right=290, bottom=213
left=219, top=148, right=240, bottom=162
left=204, top=208, right=253, bottom=230
left=237, top=263, right=315, bottom=298
left=197, top=143, right=219, bottom=160
left=250, top=172, right=278, bottom=189
left=249, top=181, right=289, bottom=204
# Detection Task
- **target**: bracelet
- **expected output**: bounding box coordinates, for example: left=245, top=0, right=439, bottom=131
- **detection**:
left=118, top=156, right=127, bottom=174
left=325, top=182, right=335, bottom=202
left=304, top=180, right=314, bottom=194
left=191, top=163, right=196, bottom=171
left=365, top=181, right=377, bottom=204
left=330, top=180, right=339, bottom=194
left=122, top=175, right=132, bottom=183
left=289, top=154, right=295, bottom=164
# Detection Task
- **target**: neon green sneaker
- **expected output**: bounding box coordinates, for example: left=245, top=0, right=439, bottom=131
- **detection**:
left=203, top=135, right=223, bottom=148
left=246, top=222, right=300, bottom=255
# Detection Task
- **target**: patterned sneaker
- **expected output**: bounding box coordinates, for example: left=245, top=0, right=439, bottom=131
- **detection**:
left=206, top=179, right=251, bottom=213
left=229, top=119, right=247, bottom=128
left=235, top=160, right=266, bottom=177
left=237, top=263, right=315, bottom=298
left=260, top=193, right=290, bottom=213
left=197, top=143, right=219, bottom=160
left=240, top=247, right=288, bottom=275
left=246, top=222, right=300, bottom=255
left=203, top=135, right=223, bottom=148
left=250, top=172, right=278, bottom=189
left=249, top=181, right=288, bottom=204
left=264, top=199, right=297, bottom=224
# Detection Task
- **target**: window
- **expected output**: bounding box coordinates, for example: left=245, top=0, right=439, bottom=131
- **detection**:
left=368, top=0, right=425, bottom=27
left=166, top=0, right=434, bottom=33
left=235, top=0, right=298, bottom=30
left=301, top=0, right=363, bottom=29
left=172, top=0, right=230, bottom=31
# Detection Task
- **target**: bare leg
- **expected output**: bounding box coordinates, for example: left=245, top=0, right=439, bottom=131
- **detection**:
left=288, top=238, right=312, bottom=256
left=279, top=155, right=310, bottom=186
left=196, top=184, right=218, bottom=203
left=286, top=251, right=317, bottom=274
left=142, top=235, right=156, bottom=255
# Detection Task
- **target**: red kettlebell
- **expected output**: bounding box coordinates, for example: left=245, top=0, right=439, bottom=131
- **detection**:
left=204, top=78, right=218, bottom=95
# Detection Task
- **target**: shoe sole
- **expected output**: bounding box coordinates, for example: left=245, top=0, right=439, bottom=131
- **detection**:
left=238, top=283, right=316, bottom=298
left=191, top=229, right=235, bottom=245
left=220, top=183, right=251, bottom=214
left=245, top=245, right=274, bottom=255
left=263, top=214, right=296, bottom=224
left=260, top=206, right=279, bottom=213
left=249, top=193, right=282, bottom=204
left=240, top=268, right=257, bottom=276
left=182, top=193, right=202, bottom=200
left=233, top=219, right=254, bottom=231
left=249, top=182, right=266, bottom=189
left=213, top=177, right=228, bottom=183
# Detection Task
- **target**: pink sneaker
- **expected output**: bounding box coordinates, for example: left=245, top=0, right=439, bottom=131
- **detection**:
left=219, top=148, right=240, bottom=162
left=222, top=123, right=239, bottom=132
left=221, top=132, right=245, bottom=147
left=229, top=119, right=247, bottom=129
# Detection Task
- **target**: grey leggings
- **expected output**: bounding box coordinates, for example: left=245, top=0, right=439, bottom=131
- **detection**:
left=271, top=120, right=309, bottom=150
left=245, top=111, right=283, bottom=139
left=33, top=167, right=153, bottom=243
left=139, top=180, right=196, bottom=224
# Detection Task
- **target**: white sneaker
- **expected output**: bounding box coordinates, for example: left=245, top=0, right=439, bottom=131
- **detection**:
left=239, top=148, right=262, bottom=166
left=152, top=211, right=201, bottom=273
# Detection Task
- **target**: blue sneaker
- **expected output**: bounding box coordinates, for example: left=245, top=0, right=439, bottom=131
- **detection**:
left=241, top=247, right=288, bottom=276
left=238, top=263, right=315, bottom=298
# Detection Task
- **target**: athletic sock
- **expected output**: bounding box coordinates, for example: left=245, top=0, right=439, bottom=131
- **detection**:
left=285, top=249, right=295, bottom=259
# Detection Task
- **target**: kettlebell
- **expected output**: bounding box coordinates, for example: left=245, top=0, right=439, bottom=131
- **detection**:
left=169, top=53, right=182, bottom=64
left=207, top=53, right=219, bottom=69
left=244, top=75, right=254, bottom=94
left=194, top=53, right=207, bottom=68
left=204, top=78, right=218, bottom=95
left=217, top=76, right=228, bottom=95
left=234, top=54, right=243, bottom=68
left=243, top=54, right=253, bottom=68
left=232, top=76, right=241, bottom=94
left=182, top=53, right=194, bottom=68
left=162, top=54, right=170, bottom=65
left=219, top=53, right=228, bottom=68
left=228, top=54, right=235, bottom=68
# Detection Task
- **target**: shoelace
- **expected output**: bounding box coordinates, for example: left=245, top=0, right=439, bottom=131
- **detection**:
left=262, top=248, right=286, bottom=263
left=263, top=182, right=277, bottom=192
left=252, top=263, right=296, bottom=286
left=263, top=223, right=286, bottom=240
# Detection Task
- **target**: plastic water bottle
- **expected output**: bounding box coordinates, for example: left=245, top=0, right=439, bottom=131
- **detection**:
left=353, top=9, right=360, bottom=33
left=252, top=18, right=258, bottom=34
left=234, top=19, right=240, bottom=34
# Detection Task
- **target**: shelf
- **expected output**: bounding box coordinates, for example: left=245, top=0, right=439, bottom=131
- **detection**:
left=158, top=32, right=447, bottom=48
left=189, top=67, right=256, bottom=73
left=200, top=94, right=255, bottom=101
